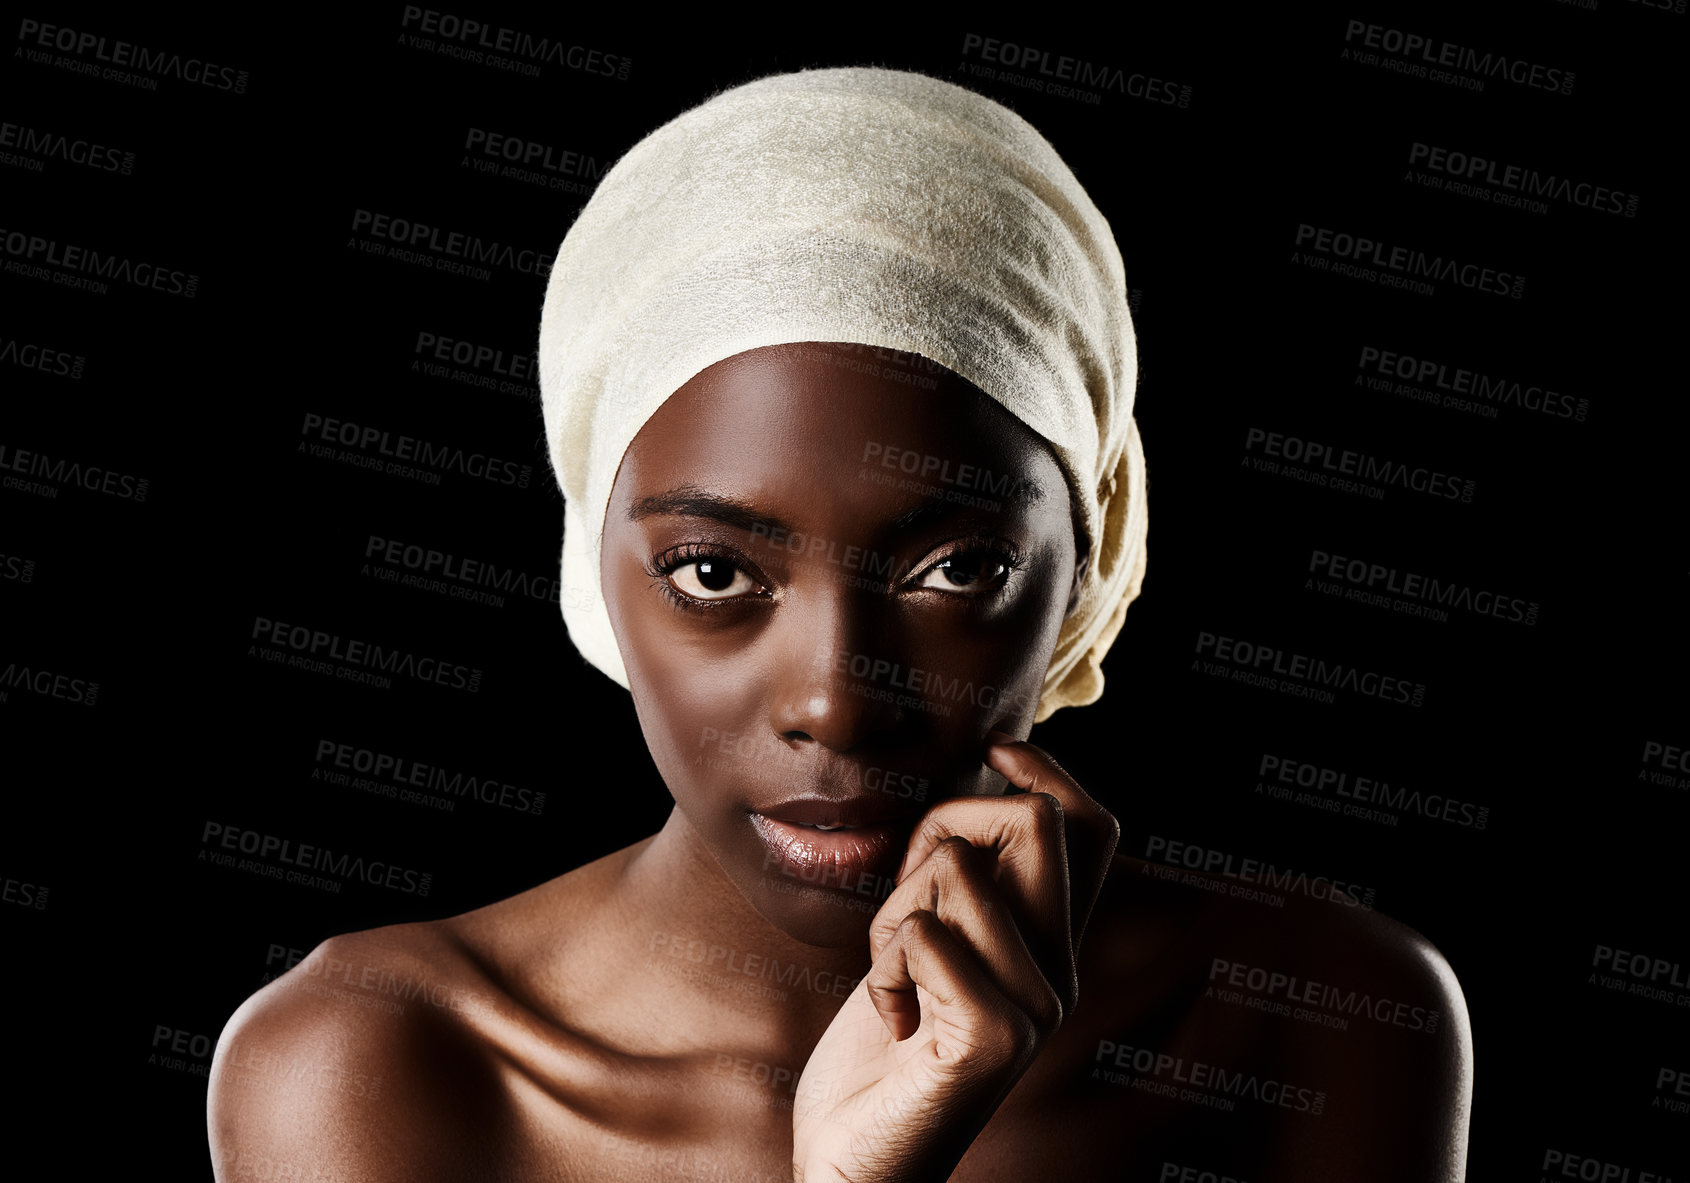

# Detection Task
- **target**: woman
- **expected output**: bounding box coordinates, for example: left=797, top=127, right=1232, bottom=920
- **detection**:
left=208, top=67, right=1471, bottom=1181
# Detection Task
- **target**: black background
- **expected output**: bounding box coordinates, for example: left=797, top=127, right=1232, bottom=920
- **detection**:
left=3, top=4, right=1685, bottom=1177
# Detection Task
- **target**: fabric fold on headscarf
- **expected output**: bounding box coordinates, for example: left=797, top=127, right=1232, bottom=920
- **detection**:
left=538, top=65, right=1147, bottom=722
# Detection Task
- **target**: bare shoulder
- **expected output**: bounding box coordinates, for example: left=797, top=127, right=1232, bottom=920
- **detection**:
left=207, top=921, right=507, bottom=1183
left=206, top=842, right=652, bottom=1183
left=1089, top=851, right=1471, bottom=1025
left=1250, top=872, right=1474, bottom=1181
left=1079, top=853, right=1474, bottom=1180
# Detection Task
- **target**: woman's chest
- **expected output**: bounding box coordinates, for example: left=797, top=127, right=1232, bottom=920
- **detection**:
left=485, top=988, right=1266, bottom=1182
left=473, top=873, right=1314, bottom=1180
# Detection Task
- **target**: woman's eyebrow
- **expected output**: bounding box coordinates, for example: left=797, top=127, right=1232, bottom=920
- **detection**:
left=627, top=487, right=794, bottom=536
left=629, top=475, right=1047, bottom=534
left=625, top=476, right=1041, bottom=544
left=889, top=476, right=1045, bottom=531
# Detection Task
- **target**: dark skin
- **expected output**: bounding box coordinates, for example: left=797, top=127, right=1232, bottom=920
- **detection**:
left=208, top=343, right=1473, bottom=1182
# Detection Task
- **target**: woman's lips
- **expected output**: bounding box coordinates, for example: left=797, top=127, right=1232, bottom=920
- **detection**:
left=748, top=811, right=912, bottom=896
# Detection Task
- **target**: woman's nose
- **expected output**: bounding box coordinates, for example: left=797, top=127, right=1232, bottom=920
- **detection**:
left=764, top=582, right=911, bottom=753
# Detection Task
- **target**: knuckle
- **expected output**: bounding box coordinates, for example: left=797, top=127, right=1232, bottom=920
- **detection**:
left=1031, top=984, right=1065, bottom=1035
left=1099, top=807, right=1122, bottom=844
left=868, top=914, right=899, bottom=950
left=901, top=906, right=943, bottom=940
left=904, top=816, right=948, bottom=857
left=931, top=835, right=976, bottom=872
left=1024, top=791, right=1063, bottom=819
left=982, top=1006, right=1038, bottom=1061
left=1020, top=790, right=1061, bottom=828
left=1019, top=792, right=1065, bottom=838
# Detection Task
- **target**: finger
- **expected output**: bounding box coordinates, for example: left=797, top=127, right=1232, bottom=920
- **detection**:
left=868, top=836, right=1065, bottom=1035
left=891, top=790, right=1071, bottom=972
left=982, top=735, right=1120, bottom=950
left=865, top=907, right=1037, bottom=1076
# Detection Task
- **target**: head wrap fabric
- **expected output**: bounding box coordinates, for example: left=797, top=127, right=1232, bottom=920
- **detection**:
left=538, top=65, right=1148, bottom=723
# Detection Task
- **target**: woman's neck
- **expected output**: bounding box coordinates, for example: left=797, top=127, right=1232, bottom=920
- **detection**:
left=607, top=805, right=877, bottom=1054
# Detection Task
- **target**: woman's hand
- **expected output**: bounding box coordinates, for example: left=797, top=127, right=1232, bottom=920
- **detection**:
left=792, top=732, right=1121, bottom=1183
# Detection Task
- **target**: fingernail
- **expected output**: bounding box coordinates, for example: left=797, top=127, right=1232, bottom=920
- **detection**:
left=987, top=728, right=1016, bottom=745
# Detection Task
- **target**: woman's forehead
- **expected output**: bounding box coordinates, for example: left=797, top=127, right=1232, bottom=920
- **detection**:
left=617, top=343, right=1065, bottom=498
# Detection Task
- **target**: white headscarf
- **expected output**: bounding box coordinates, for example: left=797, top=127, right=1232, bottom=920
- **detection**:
left=538, top=66, right=1148, bottom=722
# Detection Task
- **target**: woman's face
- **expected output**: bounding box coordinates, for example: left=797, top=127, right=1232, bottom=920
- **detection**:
left=601, top=342, right=1087, bottom=947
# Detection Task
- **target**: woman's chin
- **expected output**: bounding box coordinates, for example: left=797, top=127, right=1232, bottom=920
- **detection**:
left=748, top=877, right=886, bottom=950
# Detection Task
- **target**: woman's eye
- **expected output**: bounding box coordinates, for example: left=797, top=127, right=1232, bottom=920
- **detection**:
left=670, top=558, right=760, bottom=601
left=916, top=550, right=1010, bottom=593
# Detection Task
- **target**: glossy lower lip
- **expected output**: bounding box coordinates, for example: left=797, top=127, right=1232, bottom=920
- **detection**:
left=749, top=812, right=909, bottom=892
